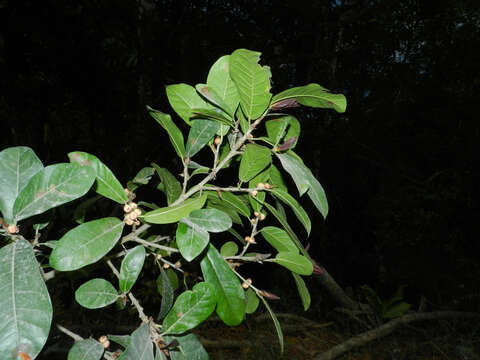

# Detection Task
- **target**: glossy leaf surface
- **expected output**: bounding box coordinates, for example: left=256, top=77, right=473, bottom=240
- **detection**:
left=75, top=278, right=118, bottom=309
left=239, top=144, right=272, bottom=182
left=205, top=191, right=250, bottom=218
left=200, top=245, right=245, bottom=326
left=166, top=84, right=208, bottom=125
left=141, top=195, right=207, bottom=224
left=220, top=241, right=238, bottom=257
left=188, top=208, right=232, bottom=233
left=13, top=163, right=96, bottom=222
left=206, top=55, right=240, bottom=116
left=152, top=164, right=182, bottom=205
left=292, top=272, right=311, bottom=311
left=245, top=288, right=260, bottom=314
left=50, top=217, right=124, bottom=271
left=67, top=338, right=104, bottom=360
left=119, top=245, right=146, bottom=293
left=274, top=252, right=313, bottom=275
left=186, top=119, right=220, bottom=158
left=162, top=282, right=216, bottom=335
left=0, top=239, right=52, bottom=359
left=260, top=226, right=298, bottom=253
left=147, top=106, right=186, bottom=160
left=118, top=323, right=154, bottom=360
left=0, top=146, right=43, bottom=223
left=68, top=151, right=128, bottom=204
left=176, top=220, right=210, bottom=262
left=270, top=189, right=311, bottom=235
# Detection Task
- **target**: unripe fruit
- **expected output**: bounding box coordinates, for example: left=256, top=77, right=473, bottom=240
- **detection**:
left=259, top=213, right=266, bottom=221
left=242, top=278, right=252, bottom=289
left=214, top=137, right=221, bottom=145
left=245, top=236, right=256, bottom=244
left=163, top=263, right=170, bottom=269
left=253, top=211, right=260, bottom=217
left=123, top=204, right=132, bottom=213
left=7, top=224, right=19, bottom=234
left=133, top=208, right=142, bottom=217
left=256, top=183, right=265, bottom=189
left=129, top=202, right=138, bottom=210
left=125, top=218, right=134, bottom=226
left=98, top=335, right=110, bottom=349
left=264, top=183, right=273, bottom=189
left=250, top=190, right=258, bottom=197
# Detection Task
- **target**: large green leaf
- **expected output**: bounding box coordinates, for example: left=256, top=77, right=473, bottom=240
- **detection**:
left=176, top=220, right=210, bottom=262
left=119, top=245, right=146, bottom=293
left=230, top=49, right=272, bottom=120
left=141, top=195, right=207, bottom=224
left=205, top=200, right=242, bottom=225
left=0, top=146, right=43, bottom=223
left=191, top=107, right=234, bottom=127
left=50, top=217, right=125, bottom=271
left=268, top=164, right=287, bottom=192
left=75, top=278, right=118, bottom=309
left=166, top=84, right=208, bottom=125
left=239, top=144, right=272, bottom=182
left=67, top=338, right=104, bottom=360
left=118, top=323, right=154, bottom=360
left=306, top=176, right=329, bottom=219
left=260, top=297, right=283, bottom=354
left=0, top=239, right=52, bottom=359
left=292, top=272, right=311, bottom=311
left=265, top=117, right=290, bottom=145
left=206, top=55, right=240, bottom=116
left=195, top=83, right=235, bottom=117
left=147, top=106, right=186, bottom=160
left=200, top=244, right=245, bottom=326
left=157, top=267, right=175, bottom=321
left=188, top=208, right=232, bottom=233
left=205, top=191, right=250, bottom=218
left=165, top=333, right=208, bottom=360
left=13, top=163, right=96, bottom=222
left=152, top=164, right=182, bottom=205
left=260, top=226, right=298, bottom=253
left=162, top=282, right=216, bottom=335
left=186, top=119, right=220, bottom=158
left=271, top=83, right=347, bottom=113
left=270, top=189, right=311, bottom=235
left=69, top=151, right=128, bottom=204
left=220, top=241, right=238, bottom=257
left=273, top=252, right=313, bottom=275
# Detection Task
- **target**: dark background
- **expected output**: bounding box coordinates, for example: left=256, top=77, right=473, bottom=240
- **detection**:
left=1, top=0, right=479, bottom=330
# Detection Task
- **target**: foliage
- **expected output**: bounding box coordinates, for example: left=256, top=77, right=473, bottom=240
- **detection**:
left=0, top=49, right=345, bottom=359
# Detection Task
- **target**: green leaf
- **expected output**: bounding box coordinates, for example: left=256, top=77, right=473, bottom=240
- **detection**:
left=68, top=151, right=128, bottom=204
left=206, top=55, right=240, bottom=116
left=13, top=163, right=96, bottom=222
left=50, top=217, right=125, bottom=271
left=162, top=282, right=216, bottom=335
left=132, top=167, right=155, bottom=185
left=118, top=323, right=154, bottom=360
left=220, top=241, right=238, bottom=257
left=259, top=297, right=284, bottom=354
left=276, top=153, right=309, bottom=196
left=186, top=119, right=220, bottom=158
left=205, top=191, right=251, bottom=218
left=274, top=252, right=313, bottom=275
left=268, top=165, right=287, bottom=192
left=291, top=273, right=311, bottom=311
left=265, top=117, right=290, bottom=145
left=230, top=49, right=272, bottom=120
left=195, top=83, right=235, bottom=116
left=260, top=226, right=298, bottom=253
left=191, top=107, right=234, bottom=127
left=67, top=338, right=104, bottom=360
left=190, top=167, right=210, bottom=177
left=206, top=200, right=242, bottom=225
left=0, top=239, right=52, bottom=359
left=245, top=288, right=260, bottom=314
left=382, top=302, right=411, bottom=319
left=141, top=195, right=207, bottom=224
left=147, top=106, right=186, bottom=160
left=272, top=83, right=347, bottom=113
left=239, top=144, right=272, bottom=182
left=200, top=244, right=245, bottom=326
left=248, top=168, right=269, bottom=213
left=176, top=220, right=210, bottom=262
left=166, top=84, right=208, bottom=125
left=270, top=189, right=311, bottom=235
left=108, top=335, right=130, bottom=348
left=119, top=245, right=146, bottom=293
left=165, top=333, right=208, bottom=360
left=188, top=208, right=232, bottom=233
left=75, top=278, right=118, bottom=309
left=157, top=266, right=175, bottom=321
left=0, top=146, right=43, bottom=223
left=306, top=176, right=329, bottom=219
left=152, top=164, right=182, bottom=205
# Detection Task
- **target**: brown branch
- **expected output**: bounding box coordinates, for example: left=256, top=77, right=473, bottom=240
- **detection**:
left=314, top=311, right=480, bottom=360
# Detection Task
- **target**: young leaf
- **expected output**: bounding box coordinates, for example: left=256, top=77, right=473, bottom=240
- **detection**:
left=273, top=252, right=313, bottom=275
left=187, top=208, right=232, bottom=233
left=259, top=296, right=284, bottom=354
left=186, top=119, right=220, bottom=158
left=260, top=226, right=298, bottom=253
left=176, top=221, right=210, bottom=262
left=0, top=146, right=43, bottom=224
left=206, top=55, right=240, bottom=116
left=245, top=288, right=260, bottom=314
left=67, top=338, right=104, bottom=360
left=220, top=241, right=238, bottom=257
left=270, top=189, right=311, bottom=235
left=166, top=83, right=208, bottom=125
left=165, top=333, right=209, bottom=360
left=119, top=245, right=146, bottom=293
left=75, top=278, right=118, bottom=309
left=69, top=151, right=128, bottom=204
left=230, top=49, right=272, bottom=120
left=271, top=83, right=347, bottom=113
left=13, top=163, right=96, bottom=222
left=0, top=239, right=53, bottom=359
left=141, top=195, right=207, bottom=224
left=157, top=267, right=175, bottom=321
left=239, top=144, right=272, bottom=182
left=147, top=106, right=186, bottom=160
left=162, top=282, right=216, bottom=335
left=291, top=272, right=311, bottom=311
left=152, top=164, right=182, bottom=205
left=50, top=217, right=125, bottom=271
left=200, top=244, right=245, bottom=326
left=118, top=323, right=154, bottom=360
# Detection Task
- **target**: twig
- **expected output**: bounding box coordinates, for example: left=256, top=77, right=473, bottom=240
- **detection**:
left=126, top=236, right=179, bottom=254
left=56, top=324, right=84, bottom=342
